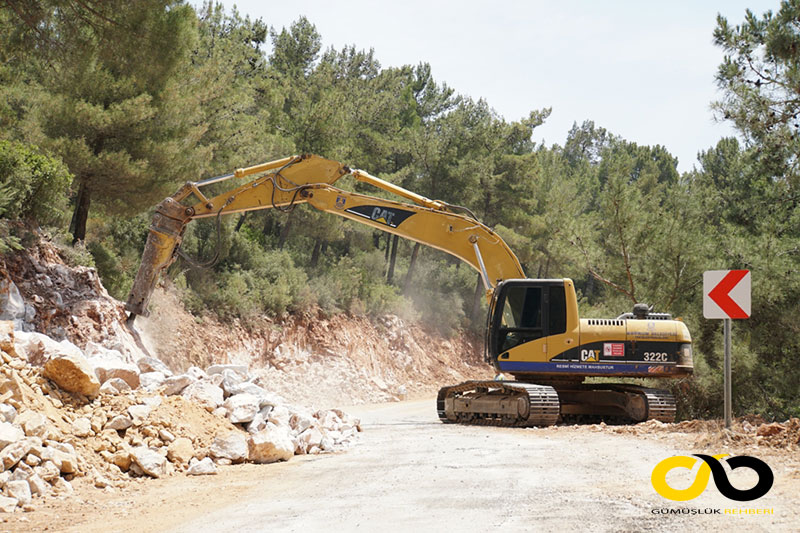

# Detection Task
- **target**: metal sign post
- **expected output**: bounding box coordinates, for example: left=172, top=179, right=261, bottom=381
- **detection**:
left=703, top=270, right=751, bottom=430
left=723, top=318, right=732, bottom=428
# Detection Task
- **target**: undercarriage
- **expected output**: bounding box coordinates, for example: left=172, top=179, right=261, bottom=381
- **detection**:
left=437, top=379, right=676, bottom=427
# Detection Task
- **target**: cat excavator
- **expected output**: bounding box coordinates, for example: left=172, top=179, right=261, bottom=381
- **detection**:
left=125, top=154, right=693, bottom=427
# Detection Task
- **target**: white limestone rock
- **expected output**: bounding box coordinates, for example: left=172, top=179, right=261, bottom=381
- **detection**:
left=127, top=405, right=152, bottom=426
left=166, top=437, right=194, bottom=465
left=0, top=404, right=16, bottom=424
left=87, top=345, right=140, bottom=389
left=52, top=477, right=73, bottom=494
left=5, top=480, right=31, bottom=506
left=0, top=421, right=24, bottom=449
left=181, top=381, right=223, bottom=410
left=161, top=374, right=196, bottom=396
left=27, top=473, right=49, bottom=497
left=206, top=364, right=249, bottom=377
left=247, top=426, right=295, bottom=464
left=130, top=447, right=167, bottom=478
left=99, top=377, right=131, bottom=394
left=139, top=371, right=166, bottom=390
left=105, top=415, right=133, bottom=431
left=15, top=411, right=49, bottom=438
left=186, top=366, right=208, bottom=381
left=72, top=417, right=92, bottom=437
left=0, top=496, right=17, bottom=513
left=187, top=457, right=217, bottom=476
left=0, top=437, right=39, bottom=470
left=209, top=432, right=248, bottom=463
left=297, top=427, right=324, bottom=454
left=136, top=357, right=173, bottom=377
left=223, top=393, right=260, bottom=424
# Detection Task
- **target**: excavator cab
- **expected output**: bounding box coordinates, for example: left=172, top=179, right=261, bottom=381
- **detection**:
left=487, top=279, right=568, bottom=361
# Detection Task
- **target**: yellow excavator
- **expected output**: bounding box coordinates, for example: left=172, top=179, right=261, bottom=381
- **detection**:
left=125, top=154, right=693, bottom=426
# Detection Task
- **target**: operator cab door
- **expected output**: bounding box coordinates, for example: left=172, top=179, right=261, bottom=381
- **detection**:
left=489, top=280, right=568, bottom=361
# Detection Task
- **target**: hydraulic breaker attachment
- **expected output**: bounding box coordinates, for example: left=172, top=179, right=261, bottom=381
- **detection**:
left=125, top=198, right=191, bottom=318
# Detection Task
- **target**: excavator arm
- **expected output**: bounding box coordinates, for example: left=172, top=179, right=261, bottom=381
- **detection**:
left=125, top=154, right=524, bottom=319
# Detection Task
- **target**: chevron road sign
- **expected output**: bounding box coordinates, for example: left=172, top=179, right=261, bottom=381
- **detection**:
left=703, top=270, right=751, bottom=320
left=703, top=269, right=751, bottom=429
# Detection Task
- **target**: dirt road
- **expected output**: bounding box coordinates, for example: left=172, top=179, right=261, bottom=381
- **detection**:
left=13, top=399, right=800, bottom=533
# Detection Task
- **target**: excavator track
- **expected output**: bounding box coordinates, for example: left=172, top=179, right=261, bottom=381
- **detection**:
left=437, top=382, right=677, bottom=427
left=437, top=381, right=560, bottom=427
left=557, top=384, right=677, bottom=424
left=640, top=388, right=677, bottom=423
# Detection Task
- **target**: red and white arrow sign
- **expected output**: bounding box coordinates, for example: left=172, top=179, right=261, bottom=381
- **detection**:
left=703, top=270, right=751, bottom=319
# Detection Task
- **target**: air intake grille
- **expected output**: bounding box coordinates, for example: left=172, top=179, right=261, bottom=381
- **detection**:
left=587, top=319, right=624, bottom=327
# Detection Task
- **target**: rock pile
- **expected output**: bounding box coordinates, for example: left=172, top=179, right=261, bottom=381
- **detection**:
left=0, top=321, right=361, bottom=513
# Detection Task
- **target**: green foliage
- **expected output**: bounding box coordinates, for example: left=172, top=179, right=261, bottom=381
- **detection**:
left=0, top=140, right=71, bottom=225
left=713, top=0, right=800, bottom=185
left=0, top=140, right=71, bottom=252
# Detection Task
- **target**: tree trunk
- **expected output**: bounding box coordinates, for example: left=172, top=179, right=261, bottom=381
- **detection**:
left=70, top=180, right=91, bottom=245
left=310, top=238, right=323, bottom=268
left=384, top=232, right=391, bottom=261
left=471, top=273, right=485, bottom=325
left=262, top=213, right=275, bottom=237
left=234, top=213, right=247, bottom=232
left=403, top=242, right=421, bottom=294
left=387, top=235, right=399, bottom=284
left=278, top=211, right=294, bottom=249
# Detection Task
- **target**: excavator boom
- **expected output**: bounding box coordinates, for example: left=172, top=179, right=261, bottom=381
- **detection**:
left=126, top=154, right=522, bottom=317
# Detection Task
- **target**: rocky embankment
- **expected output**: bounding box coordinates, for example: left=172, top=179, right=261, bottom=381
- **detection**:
left=0, top=234, right=489, bottom=514
left=0, top=320, right=360, bottom=513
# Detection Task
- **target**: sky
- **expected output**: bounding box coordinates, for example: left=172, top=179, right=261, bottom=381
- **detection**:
left=201, top=0, right=780, bottom=173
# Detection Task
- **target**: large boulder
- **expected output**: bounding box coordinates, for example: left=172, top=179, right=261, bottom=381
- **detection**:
left=181, top=381, right=223, bottom=410
left=88, top=347, right=140, bottom=389
left=209, top=432, right=248, bottom=463
left=223, top=393, right=260, bottom=424
left=248, top=426, right=295, bottom=463
left=43, top=351, right=101, bottom=397
left=14, top=331, right=83, bottom=367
